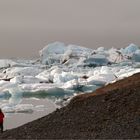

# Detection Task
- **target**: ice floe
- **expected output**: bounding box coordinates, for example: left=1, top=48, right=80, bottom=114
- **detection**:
left=0, top=42, right=140, bottom=112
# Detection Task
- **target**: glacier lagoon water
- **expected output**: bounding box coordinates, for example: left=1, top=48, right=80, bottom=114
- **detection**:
left=1, top=42, right=140, bottom=129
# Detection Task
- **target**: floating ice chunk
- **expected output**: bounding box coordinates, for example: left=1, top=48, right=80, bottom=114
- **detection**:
left=61, top=79, right=79, bottom=90
left=82, top=55, right=109, bottom=67
left=87, top=77, right=106, bottom=86
left=20, top=76, right=41, bottom=84
left=39, top=42, right=92, bottom=65
left=118, top=61, right=133, bottom=66
left=0, top=80, right=10, bottom=87
left=87, top=67, right=116, bottom=86
left=0, top=82, right=23, bottom=106
left=20, top=83, right=57, bottom=92
left=36, top=73, right=52, bottom=82
left=36, top=68, right=54, bottom=82
left=10, top=76, right=23, bottom=84
left=10, top=76, right=41, bottom=84
left=97, top=47, right=105, bottom=52
left=61, top=45, right=91, bottom=65
left=40, top=42, right=66, bottom=64
left=8, top=87, right=23, bottom=105
left=4, top=67, right=43, bottom=79
left=87, top=66, right=113, bottom=77
left=117, top=68, right=140, bottom=79
left=40, top=42, right=66, bottom=55
left=15, top=104, right=34, bottom=113
left=100, top=66, right=112, bottom=74
left=0, top=59, right=17, bottom=69
left=108, top=48, right=125, bottom=63
left=86, top=69, right=100, bottom=77
left=122, top=43, right=139, bottom=54
left=67, top=44, right=92, bottom=57
left=50, top=67, right=62, bottom=76
left=81, top=85, right=99, bottom=93
left=2, top=104, right=34, bottom=113
left=61, top=49, right=73, bottom=63
left=53, top=72, right=78, bottom=84
left=132, top=50, right=140, bottom=62
left=1, top=106, right=15, bottom=113
left=87, top=73, right=116, bottom=86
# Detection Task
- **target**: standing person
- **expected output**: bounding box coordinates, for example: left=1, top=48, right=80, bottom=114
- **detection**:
left=0, top=108, right=4, bottom=133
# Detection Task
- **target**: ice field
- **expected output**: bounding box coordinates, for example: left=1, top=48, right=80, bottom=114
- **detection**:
left=0, top=42, right=140, bottom=122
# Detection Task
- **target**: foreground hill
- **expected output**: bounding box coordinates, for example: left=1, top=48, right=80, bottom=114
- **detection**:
left=1, top=73, right=140, bottom=139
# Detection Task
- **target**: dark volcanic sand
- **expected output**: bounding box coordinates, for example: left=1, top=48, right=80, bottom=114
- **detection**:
left=1, top=73, right=140, bottom=139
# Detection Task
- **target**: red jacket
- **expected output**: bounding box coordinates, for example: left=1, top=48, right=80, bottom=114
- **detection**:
left=0, top=112, right=4, bottom=123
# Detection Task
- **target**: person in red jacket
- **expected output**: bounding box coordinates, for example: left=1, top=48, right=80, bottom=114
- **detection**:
left=0, top=108, right=4, bottom=133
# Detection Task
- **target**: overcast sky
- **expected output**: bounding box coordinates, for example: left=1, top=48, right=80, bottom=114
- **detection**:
left=0, top=0, right=140, bottom=58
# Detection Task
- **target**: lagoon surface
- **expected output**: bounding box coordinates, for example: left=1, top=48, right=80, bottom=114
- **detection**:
left=4, top=98, right=56, bottom=129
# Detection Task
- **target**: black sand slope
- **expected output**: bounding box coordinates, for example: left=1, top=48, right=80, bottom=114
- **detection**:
left=1, top=73, right=140, bottom=139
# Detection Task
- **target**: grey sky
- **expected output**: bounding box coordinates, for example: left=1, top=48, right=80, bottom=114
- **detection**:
left=0, top=0, right=140, bottom=58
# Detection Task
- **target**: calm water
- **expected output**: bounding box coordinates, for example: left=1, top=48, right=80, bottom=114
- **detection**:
left=4, top=98, right=56, bottom=130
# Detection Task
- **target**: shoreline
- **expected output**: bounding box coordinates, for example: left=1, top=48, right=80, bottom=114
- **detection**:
left=1, top=73, right=140, bottom=139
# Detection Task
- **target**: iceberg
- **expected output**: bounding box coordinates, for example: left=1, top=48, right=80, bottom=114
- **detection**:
left=132, top=50, right=140, bottom=62
left=121, top=43, right=139, bottom=54
left=82, top=55, right=109, bottom=67
left=2, top=67, right=43, bottom=79
left=1, top=42, right=140, bottom=115
left=39, top=42, right=66, bottom=65
left=39, top=42, right=92, bottom=66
